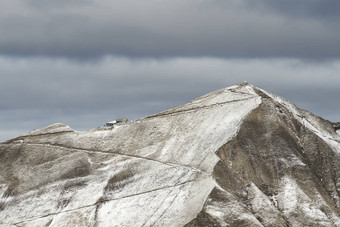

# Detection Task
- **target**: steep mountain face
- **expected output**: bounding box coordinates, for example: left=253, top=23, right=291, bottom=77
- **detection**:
left=1, top=84, right=340, bottom=226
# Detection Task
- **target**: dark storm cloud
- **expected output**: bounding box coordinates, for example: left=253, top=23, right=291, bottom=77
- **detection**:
left=1, top=0, right=340, bottom=59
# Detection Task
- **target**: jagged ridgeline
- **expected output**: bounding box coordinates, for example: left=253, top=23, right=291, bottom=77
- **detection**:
left=1, top=84, right=340, bottom=226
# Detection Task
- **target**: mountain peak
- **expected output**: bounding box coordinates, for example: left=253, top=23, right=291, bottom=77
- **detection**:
left=1, top=85, right=340, bottom=226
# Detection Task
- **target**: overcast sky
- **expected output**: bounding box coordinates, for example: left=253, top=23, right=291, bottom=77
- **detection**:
left=1, top=0, right=340, bottom=142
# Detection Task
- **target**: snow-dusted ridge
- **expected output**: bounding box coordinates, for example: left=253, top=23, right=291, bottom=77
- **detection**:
left=257, top=87, right=340, bottom=152
left=1, top=84, right=340, bottom=226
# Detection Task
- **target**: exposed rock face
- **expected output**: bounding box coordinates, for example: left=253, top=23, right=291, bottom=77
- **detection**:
left=1, top=84, right=340, bottom=226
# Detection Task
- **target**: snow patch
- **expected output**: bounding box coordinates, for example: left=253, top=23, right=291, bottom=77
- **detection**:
left=276, top=176, right=339, bottom=226
left=277, top=177, right=298, bottom=214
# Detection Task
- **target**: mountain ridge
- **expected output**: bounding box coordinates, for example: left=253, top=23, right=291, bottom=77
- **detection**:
left=1, top=84, right=340, bottom=226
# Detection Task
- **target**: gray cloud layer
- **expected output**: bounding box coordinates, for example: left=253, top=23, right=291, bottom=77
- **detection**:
left=1, top=0, right=340, bottom=59
left=1, top=56, right=340, bottom=142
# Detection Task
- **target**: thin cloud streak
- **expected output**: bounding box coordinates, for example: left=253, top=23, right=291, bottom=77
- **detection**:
left=248, top=0, right=340, bottom=19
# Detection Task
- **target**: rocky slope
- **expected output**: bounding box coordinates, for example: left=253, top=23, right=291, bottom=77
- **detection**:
left=1, top=83, right=340, bottom=226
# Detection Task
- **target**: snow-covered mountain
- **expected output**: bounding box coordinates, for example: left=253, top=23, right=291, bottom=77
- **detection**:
left=1, top=83, right=340, bottom=226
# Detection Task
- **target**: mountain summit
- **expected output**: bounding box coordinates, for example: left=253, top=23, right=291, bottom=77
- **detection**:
left=1, top=84, right=340, bottom=226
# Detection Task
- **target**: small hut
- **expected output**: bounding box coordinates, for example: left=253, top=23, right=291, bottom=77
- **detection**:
left=334, top=122, right=340, bottom=131
left=105, top=118, right=128, bottom=127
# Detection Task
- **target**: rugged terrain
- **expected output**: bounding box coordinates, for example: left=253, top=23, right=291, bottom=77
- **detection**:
left=1, top=84, right=340, bottom=226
